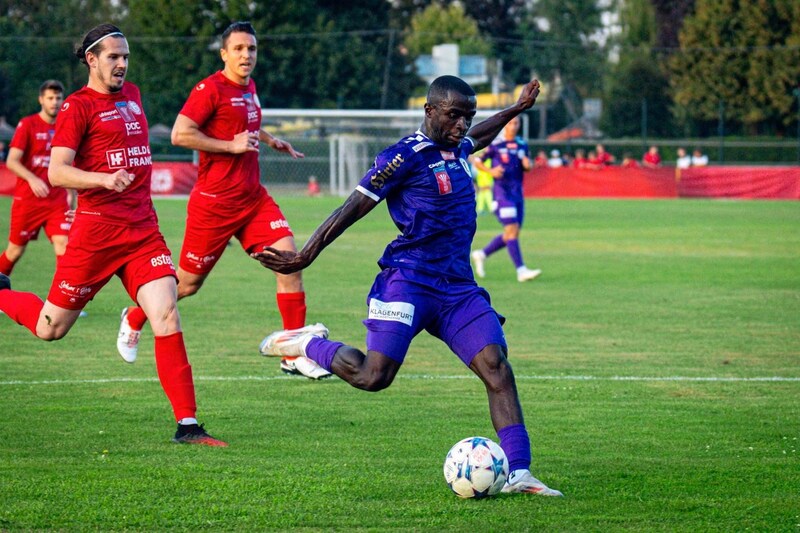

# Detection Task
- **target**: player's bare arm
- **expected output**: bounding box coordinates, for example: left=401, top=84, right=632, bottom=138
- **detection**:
left=473, top=156, right=503, bottom=179
left=252, top=190, right=376, bottom=274
left=171, top=113, right=258, bottom=154
left=5, top=146, right=50, bottom=198
left=468, top=79, right=540, bottom=152
left=49, top=146, right=134, bottom=192
left=259, top=129, right=304, bottom=159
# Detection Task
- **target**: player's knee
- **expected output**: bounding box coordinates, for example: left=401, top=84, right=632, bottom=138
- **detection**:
left=35, top=325, right=67, bottom=341
left=147, top=302, right=181, bottom=335
left=177, top=279, right=202, bottom=298
left=5, top=246, right=24, bottom=262
left=473, top=347, right=514, bottom=391
left=354, top=373, right=393, bottom=392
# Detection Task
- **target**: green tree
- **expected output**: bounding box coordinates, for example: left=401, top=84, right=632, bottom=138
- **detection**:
left=670, top=0, right=800, bottom=133
left=522, top=0, right=606, bottom=96
left=601, top=0, right=674, bottom=137
left=0, top=0, right=118, bottom=122
left=403, top=2, right=492, bottom=57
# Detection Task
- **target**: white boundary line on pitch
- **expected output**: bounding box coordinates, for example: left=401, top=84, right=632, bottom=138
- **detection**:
left=0, top=374, right=799, bottom=386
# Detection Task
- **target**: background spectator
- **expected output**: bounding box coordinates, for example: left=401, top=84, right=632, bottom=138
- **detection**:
left=621, top=153, right=639, bottom=168
left=676, top=147, right=691, bottom=169
left=642, top=145, right=661, bottom=168
left=572, top=149, right=587, bottom=169
left=547, top=149, right=563, bottom=168
left=0, top=141, right=7, bottom=161
left=307, top=175, right=321, bottom=196
left=533, top=149, right=548, bottom=168
left=692, top=148, right=709, bottom=166
left=595, top=143, right=615, bottom=166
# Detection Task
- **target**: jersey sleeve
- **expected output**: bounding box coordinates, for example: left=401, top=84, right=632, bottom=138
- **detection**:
left=179, top=79, right=219, bottom=127
left=477, top=142, right=496, bottom=165
left=8, top=117, right=30, bottom=152
left=52, top=97, right=89, bottom=151
left=518, top=139, right=529, bottom=159
left=355, top=143, right=414, bottom=203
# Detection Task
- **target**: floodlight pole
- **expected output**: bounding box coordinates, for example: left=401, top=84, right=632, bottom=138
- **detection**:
left=717, top=100, right=725, bottom=164
left=794, top=87, right=800, bottom=163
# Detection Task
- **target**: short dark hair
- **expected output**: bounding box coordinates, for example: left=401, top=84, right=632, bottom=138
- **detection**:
left=222, top=21, right=256, bottom=48
left=39, top=79, right=64, bottom=95
left=74, top=24, right=125, bottom=68
left=427, top=75, right=475, bottom=106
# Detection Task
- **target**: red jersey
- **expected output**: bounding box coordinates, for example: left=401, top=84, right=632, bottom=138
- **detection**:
left=596, top=151, right=614, bottom=165
left=179, top=71, right=263, bottom=204
left=52, top=83, right=156, bottom=227
left=643, top=152, right=661, bottom=167
left=9, top=113, right=65, bottom=203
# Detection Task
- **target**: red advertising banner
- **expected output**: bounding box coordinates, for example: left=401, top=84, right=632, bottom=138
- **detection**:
left=677, top=166, right=800, bottom=199
left=523, top=167, right=678, bottom=198
left=523, top=166, right=800, bottom=200
left=0, top=162, right=198, bottom=196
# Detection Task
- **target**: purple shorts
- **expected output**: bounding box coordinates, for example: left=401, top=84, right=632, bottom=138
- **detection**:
left=494, top=199, right=525, bottom=226
left=363, top=268, right=506, bottom=366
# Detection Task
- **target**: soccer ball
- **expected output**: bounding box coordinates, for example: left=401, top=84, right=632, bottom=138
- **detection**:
left=443, top=436, right=509, bottom=499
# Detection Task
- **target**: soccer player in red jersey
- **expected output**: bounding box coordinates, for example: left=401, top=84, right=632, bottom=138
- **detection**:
left=115, top=21, right=329, bottom=379
left=0, top=24, right=225, bottom=446
left=0, top=80, right=72, bottom=277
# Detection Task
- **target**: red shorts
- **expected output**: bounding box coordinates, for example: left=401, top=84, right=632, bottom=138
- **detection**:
left=8, top=193, right=71, bottom=246
left=179, top=190, right=293, bottom=274
left=47, top=220, right=177, bottom=310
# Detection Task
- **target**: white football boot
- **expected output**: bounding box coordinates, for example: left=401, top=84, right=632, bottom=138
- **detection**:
left=116, top=307, right=140, bottom=364
left=259, top=323, right=329, bottom=358
left=501, top=469, right=563, bottom=496
left=471, top=250, right=486, bottom=278
left=516, top=267, right=542, bottom=283
left=280, top=356, right=332, bottom=380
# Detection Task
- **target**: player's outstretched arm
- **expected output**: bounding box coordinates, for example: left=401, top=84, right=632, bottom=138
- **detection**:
left=468, top=78, right=541, bottom=152
left=252, top=190, right=377, bottom=274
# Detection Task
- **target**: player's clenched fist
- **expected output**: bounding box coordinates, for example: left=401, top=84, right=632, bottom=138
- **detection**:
left=105, top=169, right=135, bottom=192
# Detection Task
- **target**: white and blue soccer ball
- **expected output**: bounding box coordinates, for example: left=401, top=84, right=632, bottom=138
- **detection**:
left=443, top=436, right=509, bottom=498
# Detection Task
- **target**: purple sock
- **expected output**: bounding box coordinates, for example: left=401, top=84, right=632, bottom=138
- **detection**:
left=483, top=235, right=506, bottom=257
left=497, top=423, right=531, bottom=472
left=305, top=337, right=344, bottom=371
left=506, top=239, right=524, bottom=268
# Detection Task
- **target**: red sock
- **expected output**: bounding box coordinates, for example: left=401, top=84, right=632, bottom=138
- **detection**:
left=154, top=332, right=197, bottom=421
left=0, top=252, right=15, bottom=276
left=127, top=306, right=148, bottom=330
left=276, top=291, right=306, bottom=330
left=0, top=289, right=43, bottom=336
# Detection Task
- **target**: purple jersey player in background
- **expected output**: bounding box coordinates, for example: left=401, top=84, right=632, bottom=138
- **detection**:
left=471, top=116, right=541, bottom=282
left=253, top=75, right=562, bottom=497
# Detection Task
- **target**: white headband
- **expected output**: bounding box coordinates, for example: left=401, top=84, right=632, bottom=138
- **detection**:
left=85, top=31, right=125, bottom=56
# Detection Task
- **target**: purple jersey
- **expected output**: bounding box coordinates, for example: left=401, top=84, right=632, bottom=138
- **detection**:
left=480, top=137, right=528, bottom=203
left=356, top=131, right=477, bottom=282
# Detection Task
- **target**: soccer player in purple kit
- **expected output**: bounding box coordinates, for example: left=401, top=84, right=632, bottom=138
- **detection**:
left=470, top=115, right=541, bottom=282
left=253, top=75, right=563, bottom=496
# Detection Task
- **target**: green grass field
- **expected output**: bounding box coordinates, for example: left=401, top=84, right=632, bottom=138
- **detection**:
left=1, top=195, right=798, bottom=531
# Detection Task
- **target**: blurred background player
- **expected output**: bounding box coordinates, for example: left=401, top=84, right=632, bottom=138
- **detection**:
left=115, top=21, right=329, bottom=380
left=469, top=149, right=493, bottom=215
left=0, top=24, right=225, bottom=446
left=471, top=116, right=541, bottom=283
left=254, top=75, right=562, bottom=497
left=1, top=80, right=72, bottom=278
